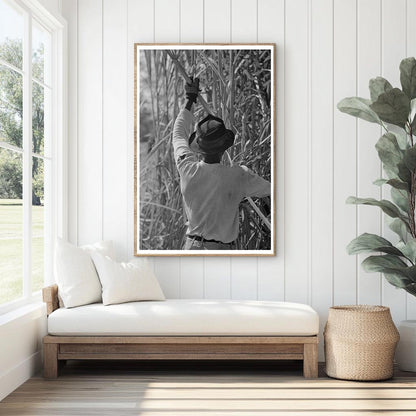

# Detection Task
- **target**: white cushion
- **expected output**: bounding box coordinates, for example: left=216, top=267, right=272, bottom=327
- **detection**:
left=54, top=239, right=114, bottom=308
left=47, top=299, right=319, bottom=336
left=90, top=253, right=165, bottom=305
left=81, top=240, right=115, bottom=259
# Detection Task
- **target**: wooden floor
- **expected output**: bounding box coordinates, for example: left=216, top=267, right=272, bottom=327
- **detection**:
left=1, top=360, right=416, bottom=415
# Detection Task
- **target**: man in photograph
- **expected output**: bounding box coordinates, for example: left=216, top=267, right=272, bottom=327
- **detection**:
left=172, top=77, right=271, bottom=250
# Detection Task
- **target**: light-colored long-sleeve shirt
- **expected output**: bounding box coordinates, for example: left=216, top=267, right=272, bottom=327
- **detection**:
left=172, top=108, right=271, bottom=243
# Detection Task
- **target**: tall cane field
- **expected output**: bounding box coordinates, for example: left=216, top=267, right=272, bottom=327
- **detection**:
left=138, top=49, right=272, bottom=250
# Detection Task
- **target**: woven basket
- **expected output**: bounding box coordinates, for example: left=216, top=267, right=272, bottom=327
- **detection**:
left=324, top=305, right=399, bottom=381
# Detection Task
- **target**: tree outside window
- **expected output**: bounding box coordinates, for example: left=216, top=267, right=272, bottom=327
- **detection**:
left=0, top=0, right=52, bottom=306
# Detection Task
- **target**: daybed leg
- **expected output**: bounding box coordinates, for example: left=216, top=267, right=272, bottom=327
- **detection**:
left=303, top=343, right=318, bottom=379
left=44, top=343, right=59, bottom=379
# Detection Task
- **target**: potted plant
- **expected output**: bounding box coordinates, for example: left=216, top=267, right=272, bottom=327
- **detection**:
left=337, top=57, right=416, bottom=372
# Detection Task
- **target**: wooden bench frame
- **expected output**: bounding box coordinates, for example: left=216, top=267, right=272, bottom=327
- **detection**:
left=42, top=285, right=319, bottom=379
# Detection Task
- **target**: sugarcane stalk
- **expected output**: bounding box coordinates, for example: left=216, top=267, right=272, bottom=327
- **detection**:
left=166, top=50, right=213, bottom=115
left=246, top=197, right=271, bottom=230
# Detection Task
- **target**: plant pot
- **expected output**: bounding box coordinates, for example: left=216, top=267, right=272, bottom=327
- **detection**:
left=395, top=320, right=416, bottom=372
left=324, top=305, right=400, bottom=381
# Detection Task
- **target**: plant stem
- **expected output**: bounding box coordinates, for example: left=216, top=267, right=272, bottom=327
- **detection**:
left=409, top=123, right=416, bottom=238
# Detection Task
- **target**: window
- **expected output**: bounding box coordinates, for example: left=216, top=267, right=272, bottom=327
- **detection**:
left=0, top=0, right=66, bottom=311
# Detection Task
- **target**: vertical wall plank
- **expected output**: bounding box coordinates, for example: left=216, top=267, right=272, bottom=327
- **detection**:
left=204, top=0, right=231, bottom=42
left=204, top=258, right=231, bottom=299
left=333, top=0, right=357, bottom=305
left=155, top=0, right=180, bottom=41
left=231, top=0, right=257, bottom=42
left=284, top=0, right=309, bottom=304
left=180, top=259, right=204, bottom=298
left=407, top=0, right=416, bottom=53
left=180, top=0, right=203, bottom=43
left=407, top=0, right=416, bottom=319
left=310, top=0, right=333, bottom=359
left=178, top=0, right=204, bottom=298
left=203, top=0, right=232, bottom=299
left=77, top=0, right=103, bottom=245
left=127, top=0, right=154, bottom=263
left=356, top=0, right=382, bottom=305
left=229, top=0, right=258, bottom=300
left=127, top=0, right=153, bottom=275
left=381, top=0, right=407, bottom=323
left=153, top=258, right=181, bottom=298
left=257, top=0, right=285, bottom=301
left=127, top=0, right=153, bottom=40
left=152, top=0, right=181, bottom=297
left=231, top=258, right=258, bottom=300
left=61, top=0, right=77, bottom=245
left=103, top=0, right=128, bottom=260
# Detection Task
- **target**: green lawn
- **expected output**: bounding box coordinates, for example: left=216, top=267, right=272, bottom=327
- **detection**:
left=0, top=199, right=44, bottom=305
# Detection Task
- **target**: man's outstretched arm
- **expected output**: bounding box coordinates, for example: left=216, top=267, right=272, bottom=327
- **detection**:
left=241, top=166, right=271, bottom=198
left=172, top=77, right=200, bottom=166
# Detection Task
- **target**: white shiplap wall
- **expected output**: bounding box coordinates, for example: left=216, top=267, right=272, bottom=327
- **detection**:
left=61, top=0, right=416, bottom=356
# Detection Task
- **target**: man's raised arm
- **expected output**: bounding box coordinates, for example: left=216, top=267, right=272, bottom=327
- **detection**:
left=172, top=77, right=200, bottom=164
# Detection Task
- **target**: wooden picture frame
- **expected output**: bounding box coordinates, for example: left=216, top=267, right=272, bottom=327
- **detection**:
left=134, top=44, right=276, bottom=256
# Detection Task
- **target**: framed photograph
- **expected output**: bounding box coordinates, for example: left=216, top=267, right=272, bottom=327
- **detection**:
left=134, top=44, right=275, bottom=256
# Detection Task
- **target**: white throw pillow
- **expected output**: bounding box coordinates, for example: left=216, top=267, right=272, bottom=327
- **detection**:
left=90, top=252, right=165, bottom=306
left=55, top=239, right=114, bottom=308
left=81, top=240, right=115, bottom=259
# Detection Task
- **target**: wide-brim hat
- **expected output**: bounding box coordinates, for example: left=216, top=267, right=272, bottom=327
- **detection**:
left=189, top=114, right=235, bottom=155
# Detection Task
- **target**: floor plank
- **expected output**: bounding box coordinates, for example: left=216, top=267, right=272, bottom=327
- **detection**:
left=1, top=361, right=416, bottom=415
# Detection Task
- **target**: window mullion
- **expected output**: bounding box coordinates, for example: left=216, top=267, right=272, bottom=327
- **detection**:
left=22, top=11, right=32, bottom=298
left=0, top=58, right=25, bottom=76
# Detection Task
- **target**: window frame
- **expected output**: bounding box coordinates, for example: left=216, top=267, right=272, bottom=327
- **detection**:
left=0, top=0, right=67, bottom=314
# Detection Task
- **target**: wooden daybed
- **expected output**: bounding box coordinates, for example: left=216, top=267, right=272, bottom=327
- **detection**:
left=42, top=285, right=319, bottom=379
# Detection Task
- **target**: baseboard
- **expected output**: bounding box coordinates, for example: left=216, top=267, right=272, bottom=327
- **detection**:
left=0, top=350, right=42, bottom=401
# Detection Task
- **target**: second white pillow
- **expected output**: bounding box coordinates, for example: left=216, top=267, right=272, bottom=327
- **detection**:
left=90, top=253, right=165, bottom=306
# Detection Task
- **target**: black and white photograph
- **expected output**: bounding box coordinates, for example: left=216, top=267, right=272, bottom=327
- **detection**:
left=134, top=44, right=275, bottom=256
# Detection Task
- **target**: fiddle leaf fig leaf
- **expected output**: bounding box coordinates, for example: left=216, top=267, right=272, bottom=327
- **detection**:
left=373, top=178, right=388, bottom=186
left=402, top=265, right=416, bottom=282
left=337, top=97, right=382, bottom=124
left=389, top=217, right=410, bottom=242
left=373, top=178, right=410, bottom=191
left=370, top=88, right=410, bottom=127
left=395, top=130, right=409, bottom=150
left=404, top=283, right=416, bottom=296
left=347, top=233, right=403, bottom=256
left=361, top=255, right=416, bottom=288
left=410, top=98, right=416, bottom=123
left=375, top=132, right=404, bottom=173
left=346, top=196, right=405, bottom=219
left=391, top=187, right=409, bottom=213
left=397, top=240, right=416, bottom=264
left=369, top=77, right=393, bottom=102
left=400, top=57, right=416, bottom=100
left=383, top=272, right=412, bottom=288
left=387, top=178, right=410, bottom=191
left=384, top=166, right=400, bottom=180
left=403, top=146, right=416, bottom=172
left=362, top=254, right=408, bottom=272
left=398, top=161, right=412, bottom=185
